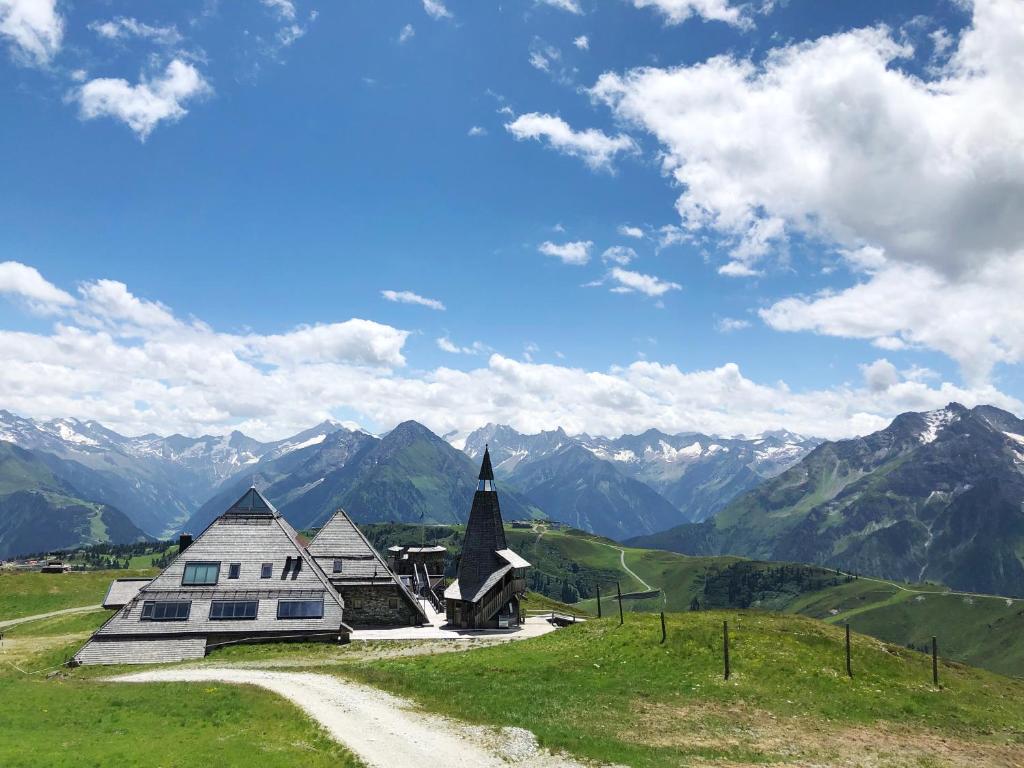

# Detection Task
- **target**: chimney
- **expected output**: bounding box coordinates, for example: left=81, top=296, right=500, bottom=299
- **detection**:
left=178, top=533, right=193, bottom=554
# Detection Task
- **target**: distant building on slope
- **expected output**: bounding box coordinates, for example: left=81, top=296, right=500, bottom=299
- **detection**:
left=307, top=509, right=429, bottom=626
left=74, top=487, right=350, bottom=665
left=444, top=447, right=530, bottom=629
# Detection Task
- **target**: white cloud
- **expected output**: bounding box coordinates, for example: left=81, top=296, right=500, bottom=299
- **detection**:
left=0, top=261, right=75, bottom=311
left=399, top=23, right=415, bottom=44
left=381, top=289, right=446, bottom=311
left=423, top=0, right=452, bottom=20
left=632, top=0, right=748, bottom=28
left=608, top=267, right=681, bottom=297
left=539, top=0, right=583, bottom=13
left=539, top=240, right=592, bottom=265
left=467, top=125, right=487, bottom=137
left=74, top=59, right=212, bottom=140
left=760, top=256, right=1024, bottom=385
left=573, top=35, right=589, bottom=50
left=862, top=358, right=899, bottom=392
left=716, top=317, right=750, bottom=333
left=601, top=246, right=637, bottom=265
left=261, top=0, right=297, bottom=21
left=437, top=336, right=488, bottom=355
left=0, top=0, right=62, bottom=66
left=505, top=112, right=636, bottom=172
left=592, top=0, right=1024, bottom=278
left=617, top=224, right=645, bottom=239
left=0, top=261, right=1018, bottom=442
left=88, top=17, right=182, bottom=46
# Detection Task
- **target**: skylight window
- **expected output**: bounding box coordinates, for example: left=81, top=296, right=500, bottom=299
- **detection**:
left=260, top=563, right=272, bottom=579
left=141, top=601, right=191, bottom=621
left=228, top=563, right=241, bottom=579
left=181, top=562, right=220, bottom=586
left=333, top=559, right=343, bottom=573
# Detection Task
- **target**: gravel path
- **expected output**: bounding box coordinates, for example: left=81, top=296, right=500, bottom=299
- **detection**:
left=0, top=604, right=102, bottom=630
left=113, top=667, right=598, bottom=768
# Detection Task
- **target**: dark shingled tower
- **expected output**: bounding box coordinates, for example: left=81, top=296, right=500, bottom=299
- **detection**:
left=456, top=446, right=508, bottom=600
left=445, top=446, right=530, bottom=628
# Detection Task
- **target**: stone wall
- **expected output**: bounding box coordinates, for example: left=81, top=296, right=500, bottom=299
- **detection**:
left=337, top=583, right=420, bottom=626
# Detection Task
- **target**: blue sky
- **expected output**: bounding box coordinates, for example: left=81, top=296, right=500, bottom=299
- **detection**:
left=0, top=0, right=1022, bottom=441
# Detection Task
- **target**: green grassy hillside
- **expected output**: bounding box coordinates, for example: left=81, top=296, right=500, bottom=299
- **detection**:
left=344, top=613, right=1024, bottom=767
left=0, top=569, right=156, bottom=621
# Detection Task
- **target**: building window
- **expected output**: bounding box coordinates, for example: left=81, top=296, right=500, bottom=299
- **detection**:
left=388, top=598, right=399, bottom=609
left=181, top=562, right=220, bottom=586
left=351, top=599, right=363, bottom=609
left=260, top=563, right=272, bottom=579
left=210, top=600, right=258, bottom=620
left=228, top=563, right=241, bottom=580
left=333, top=559, right=343, bottom=573
left=141, top=601, right=191, bottom=621
left=277, top=599, right=324, bottom=619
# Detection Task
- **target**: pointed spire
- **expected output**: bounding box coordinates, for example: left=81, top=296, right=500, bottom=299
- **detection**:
left=479, top=444, right=494, bottom=480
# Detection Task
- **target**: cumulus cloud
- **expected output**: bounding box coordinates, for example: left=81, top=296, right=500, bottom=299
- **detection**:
left=608, top=267, right=681, bottom=297
left=423, top=0, right=452, bottom=20
left=0, top=261, right=1018, bottom=441
left=573, top=35, right=589, bottom=50
left=73, top=59, right=212, bottom=140
left=0, top=0, right=62, bottom=66
left=0, top=261, right=75, bottom=311
left=505, top=112, right=636, bottom=171
left=601, top=246, right=637, bottom=265
left=760, top=256, right=1024, bottom=385
left=398, top=23, right=415, bottom=44
left=632, top=0, right=748, bottom=28
left=592, top=0, right=1024, bottom=278
left=593, top=0, right=1024, bottom=380
left=539, top=240, right=592, bottom=265
left=467, top=125, right=487, bottom=137
left=88, top=17, right=182, bottom=46
left=381, top=289, right=446, bottom=311
left=618, top=225, right=644, bottom=239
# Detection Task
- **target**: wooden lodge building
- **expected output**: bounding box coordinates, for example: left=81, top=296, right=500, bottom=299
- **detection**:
left=74, top=488, right=350, bottom=665
left=444, top=448, right=530, bottom=629
left=307, top=509, right=428, bottom=626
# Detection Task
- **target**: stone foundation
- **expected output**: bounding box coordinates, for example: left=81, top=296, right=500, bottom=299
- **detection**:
left=336, top=583, right=421, bottom=626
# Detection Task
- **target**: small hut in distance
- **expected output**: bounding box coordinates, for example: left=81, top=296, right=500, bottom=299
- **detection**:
left=444, top=446, right=530, bottom=629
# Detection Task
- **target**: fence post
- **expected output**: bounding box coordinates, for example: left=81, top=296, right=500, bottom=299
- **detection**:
left=616, top=581, right=624, bottom=625
left=596, top=583, right=602, bottom=619
left=723, top=620, right=730, bottom=680
left=932, top=636, right=939, bottom=686
left=845, top=623, right=852, bottom=678
left=660, top=611, right=666, bottom=644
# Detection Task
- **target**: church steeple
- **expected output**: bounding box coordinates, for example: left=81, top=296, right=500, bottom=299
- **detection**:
left=477, top=445, right=495, bottom=491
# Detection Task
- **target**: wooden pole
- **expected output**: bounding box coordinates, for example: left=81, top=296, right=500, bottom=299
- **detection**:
left=845, top=623, right=852, bottom=678
left=932, top=636, right=939, bottom=686
left=723, top=620, right=730, bottom=680
left=660, top=611, right=666, bottom=644
left=616, top=581, right=624, bottom=625
left=596, top=583, right=602, bottom=619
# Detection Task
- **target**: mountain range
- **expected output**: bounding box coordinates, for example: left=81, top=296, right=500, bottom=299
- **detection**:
left=630, top=403, right=1024, bottom=597
left=463, top=424, right=820, bottom=538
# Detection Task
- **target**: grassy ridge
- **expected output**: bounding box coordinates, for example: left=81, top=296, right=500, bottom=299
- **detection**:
left=343, top=612, right=1024, bottom=767
left=0, top=569, right=156, bottom=621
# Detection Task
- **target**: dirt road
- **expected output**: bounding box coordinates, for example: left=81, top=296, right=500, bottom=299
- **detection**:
left=113, top=667, right=598, bottom=767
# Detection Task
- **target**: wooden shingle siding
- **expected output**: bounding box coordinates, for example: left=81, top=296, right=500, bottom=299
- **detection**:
left=75, top=637, right=207, bottom=665
left=102, top=578, right=152, bottom=609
